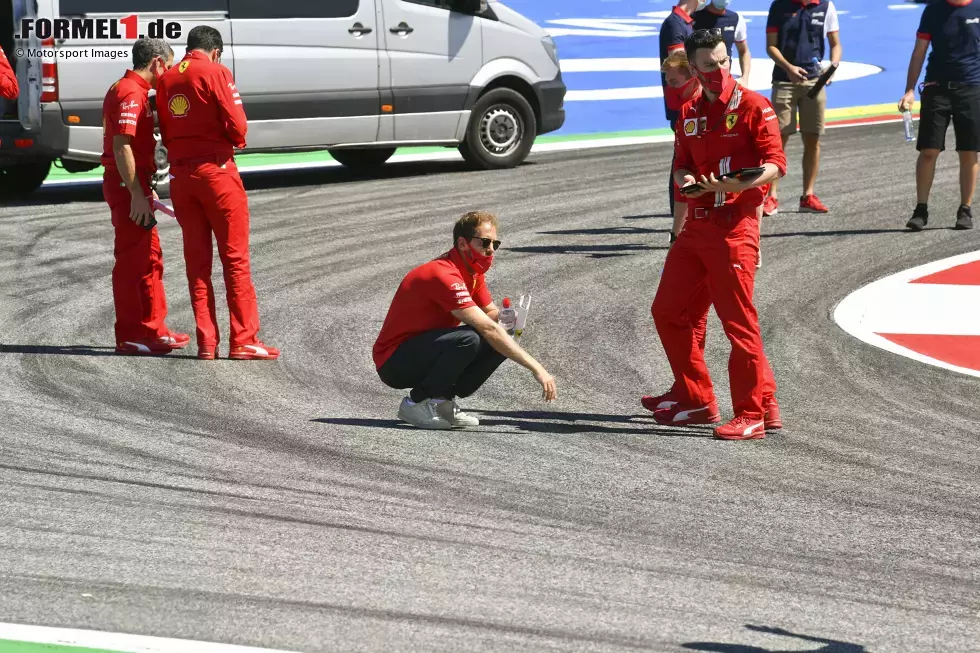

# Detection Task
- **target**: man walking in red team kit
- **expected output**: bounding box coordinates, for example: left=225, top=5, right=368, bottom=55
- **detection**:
left=651, top=30, right=785, bottom=440
left=157, top=25, right=279, bottom=361
left=102, top=38, right=190, bottom=355
left=0, top=43, right=18, bottom=99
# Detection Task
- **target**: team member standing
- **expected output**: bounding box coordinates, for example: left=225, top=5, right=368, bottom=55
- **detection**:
left=660, top=1, right=699, bottom=220
left=374, top=211, right=557, bottom=430
left=693, top=0, right=752, bottom=87
left=763, top=0, right=842, bottom=216
left=102, top=38, right=189, bottom=355
left=652, top=30, right=785, bottom=440
left=0, top=44, right=18, bottom=99
left=899, top=0, right=979, bottom=232
left=157, top=26, right=279, bottom=361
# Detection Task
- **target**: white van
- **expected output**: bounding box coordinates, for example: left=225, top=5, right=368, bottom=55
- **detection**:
left=0, top=0, right=565, bottom=197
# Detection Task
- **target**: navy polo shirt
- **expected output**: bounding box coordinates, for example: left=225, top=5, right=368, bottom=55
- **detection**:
left=766, top=0, right=840, bottom=83
left=917, top=0, right=980, bottom=86
left=692, top=8, right=747, bottom=57
left=660, top=5, right=695, bottom=124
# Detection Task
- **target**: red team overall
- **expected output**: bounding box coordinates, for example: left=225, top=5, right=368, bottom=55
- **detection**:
left=651, top=30, right=784, bottom=440
left=101, top=39, right=189, bottom=355
left=156, top=26, right=279, bottom=360
left=0, top=44, right=18, bottom=99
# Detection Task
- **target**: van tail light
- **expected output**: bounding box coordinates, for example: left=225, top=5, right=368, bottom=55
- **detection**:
left=40, top=37, right=59, bottom=102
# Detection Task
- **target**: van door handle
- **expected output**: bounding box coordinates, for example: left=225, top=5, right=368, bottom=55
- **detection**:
left=390, top=22, right=414, bottom=35
left=349, top=22, right=373, bottom=35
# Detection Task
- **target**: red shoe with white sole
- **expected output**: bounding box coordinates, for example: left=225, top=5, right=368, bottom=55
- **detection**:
left=799, top=194, right=829, bottom=213
left=198, top=344, right=218, bottom=360
left=229, top=342, right=280, bottom=360
left=653, top=401, right=722, bottom=426
left=641, top=388, right=679, bottom=413
left=763, top=196, right=779, bottom=216
left=714, top=415, right=766, bottom=440
left=156, top=332, right=190, bottom=349
left=764, top=398, right=782, bottom=430
left=115, top=339, right=174, bottom=356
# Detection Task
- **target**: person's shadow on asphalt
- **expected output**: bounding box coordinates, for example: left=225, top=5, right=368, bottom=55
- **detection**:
left=683, top=624, right=868, bottom=653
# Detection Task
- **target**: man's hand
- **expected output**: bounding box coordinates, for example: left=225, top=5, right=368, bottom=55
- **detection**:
left=677, top=174, right=710, bottom=198
left=786, top=65, right=809, bottom=84
left=534, top=368, right=557, bottom=401
left=698, top=172, right=749, bottom=194
left=130, top=193, right=154, bottom=227
left=898, top=90, right=915, bottom=113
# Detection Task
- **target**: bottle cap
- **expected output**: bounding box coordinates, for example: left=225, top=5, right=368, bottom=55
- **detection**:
left=502, top=297, right=511, bottom=308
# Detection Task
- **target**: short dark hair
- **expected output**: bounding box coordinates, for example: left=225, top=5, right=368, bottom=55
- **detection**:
left=684, top=29, right=725, bottom=63
left=186, top=25, right=223, bottom=54
left=453, top=211, right=499, bottom=246
left=132, top=38, right=173, bottom=70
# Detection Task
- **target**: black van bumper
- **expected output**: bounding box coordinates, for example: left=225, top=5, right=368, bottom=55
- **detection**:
left=534, top=71, right=566, bottom=135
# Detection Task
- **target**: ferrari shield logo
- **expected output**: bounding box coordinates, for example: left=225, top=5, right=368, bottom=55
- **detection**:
left=178, top=61, right=191, bottom=73
left=726, top=113, right=738, bottom=130
left=684, top=118, right=697, bottom=136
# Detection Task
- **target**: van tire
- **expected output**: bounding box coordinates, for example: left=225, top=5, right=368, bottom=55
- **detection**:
left=0, top=160, right=53, bottom=199
left=328, top=148, right=396, bottom=171
left=460, top=88, right=537, bottom=170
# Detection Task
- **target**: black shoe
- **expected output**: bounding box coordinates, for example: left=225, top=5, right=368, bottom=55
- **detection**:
left=955, top=205, right=974, bottom=230
left=906, top=204, right=928, bottom=231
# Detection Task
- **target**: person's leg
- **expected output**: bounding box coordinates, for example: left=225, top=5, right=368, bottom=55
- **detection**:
left=958, top=151, right=978, bottom=206
left=379, top=328, right=483, bottom=403
left=767, top=83, right=797, bottom=203
left=908, top=88, right=951, bottom=230
left=171, top=168, right=220, bottom=354
left=951, top=85, right=980, bottom=225
left=453, top=337, right=507, bottom=399
left=798, top=84, right=826, bottom=199
left=801, top=133, right=821, bottom=197
left=916, top=150, right=942, bottom=204
left=106, top=177, right=151, bottom=345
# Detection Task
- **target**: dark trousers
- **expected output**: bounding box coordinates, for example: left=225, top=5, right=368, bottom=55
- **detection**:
left=378, top=327, right=507, bottom=402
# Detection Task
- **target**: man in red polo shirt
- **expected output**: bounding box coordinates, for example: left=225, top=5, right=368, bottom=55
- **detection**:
left=374, top=211, right=557, bottom=430
left=0, top=44, right=19, bottom=100
left=157, top=25, right=278, bottom=360
left=651, top=30, right=785, bottom=440
left=102, top=38, right=189, bottom=355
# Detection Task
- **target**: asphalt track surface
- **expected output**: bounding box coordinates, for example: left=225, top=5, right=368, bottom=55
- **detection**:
left=1, top=122, right=979, bottom=653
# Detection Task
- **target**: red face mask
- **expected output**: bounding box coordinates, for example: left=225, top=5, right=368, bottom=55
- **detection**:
left=699, top=66, right=732, bottom=96
left=466, top=240, right=493, bottom=274
left=665, top=76, right=699, bottom=111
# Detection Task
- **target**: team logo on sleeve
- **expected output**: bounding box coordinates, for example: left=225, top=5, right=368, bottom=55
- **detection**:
left=178, top=61, right=191, bottom=73
left=168, top=94, right=190, bottom=117
left=684, top=118, right=697, bottom=136
left=725, top=114, right=738, bottom=130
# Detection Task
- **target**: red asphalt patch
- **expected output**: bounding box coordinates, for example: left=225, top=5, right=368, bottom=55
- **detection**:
left=876, top=333, right=980, bottom=373
left=911, top=260, right=980, bottom=286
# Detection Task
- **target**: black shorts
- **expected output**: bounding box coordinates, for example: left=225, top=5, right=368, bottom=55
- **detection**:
left=917, top=83, right=980, bottom=153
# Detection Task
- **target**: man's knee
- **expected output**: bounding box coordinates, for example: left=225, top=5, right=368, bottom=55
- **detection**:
left=918, top=148, right=941, bottom=162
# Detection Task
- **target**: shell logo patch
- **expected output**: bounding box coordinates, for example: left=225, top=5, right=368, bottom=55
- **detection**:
left=684, top=118, right=697, bottom=136
left=178, top=61, right=191, bottom=73
left=726, top=113, right=738, bottom=130
left=168, top=94, right=190, bottom=118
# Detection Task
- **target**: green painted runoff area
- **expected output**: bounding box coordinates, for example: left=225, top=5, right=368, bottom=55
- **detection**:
left=0, top=640, right=124, bottom=653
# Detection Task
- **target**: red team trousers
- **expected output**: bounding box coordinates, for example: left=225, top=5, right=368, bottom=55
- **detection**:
left=652, top=204, right=776, bottom=419
left=168, top=156, right=260, bottom=349
left=102, top=167, right=169, bottom=343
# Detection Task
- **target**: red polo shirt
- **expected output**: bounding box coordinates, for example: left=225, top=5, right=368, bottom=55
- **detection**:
left=100, top=69, right=157, bottom=173
left=373, top=248, right=493, bottom=369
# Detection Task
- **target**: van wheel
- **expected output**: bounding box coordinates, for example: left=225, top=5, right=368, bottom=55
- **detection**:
left=460, top=88, right=537, bottom=170
left=328, top=148, right=396, bottom=171
left=0, top=160, right=53, bottom=199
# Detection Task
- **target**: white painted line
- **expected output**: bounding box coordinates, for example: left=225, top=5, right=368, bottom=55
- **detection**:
left=0, top=622, right=302, bottom=653
left=888, top=4, right=924, bottom=10
left=834, top=250, right=980, bottom=379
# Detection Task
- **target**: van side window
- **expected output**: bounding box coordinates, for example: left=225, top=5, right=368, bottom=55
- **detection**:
left=401, top=0, right=455, bottom=9
left=229, top=0, right=360, bottom=19
left=60, top=1, right=228, bottom=14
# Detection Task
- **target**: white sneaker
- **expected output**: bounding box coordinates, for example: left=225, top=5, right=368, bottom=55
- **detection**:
left=435, top=399, right=480, bottom=427
left=397, top=397, right=453, bottom=430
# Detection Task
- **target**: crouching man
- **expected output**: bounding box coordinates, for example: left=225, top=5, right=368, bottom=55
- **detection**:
left=373, top=211, right=558, bottom=429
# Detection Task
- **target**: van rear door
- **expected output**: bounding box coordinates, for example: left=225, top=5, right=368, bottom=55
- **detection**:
left=13, top=0, right=42, bottom=131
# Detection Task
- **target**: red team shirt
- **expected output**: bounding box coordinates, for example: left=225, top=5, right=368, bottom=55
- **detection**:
left=156, top=50, right=247, bottom=163
left=1, top=46, right=20, bottom=100
left=673, top=77, right=787, bottom=210
left=373, top=248, right=493, bottom=369
left=100, top=70, right=157, bottom=172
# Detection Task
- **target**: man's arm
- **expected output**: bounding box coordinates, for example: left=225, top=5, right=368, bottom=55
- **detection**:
left=825, top=1, right=842, bottom=65
left=214, top=66, right=247, bottom=148
left=766, top=32, right=807, bottom=84
left=481, top=302, right=499, bottom=322
left=112, top=134, right=153, bottom=226
left=735, top=14, right=751, bottom=86
left=0, top=47, right=19, bottom=100
left=452, top=305, right=557, bottom=400
left=900, top=38, right=930, bottom=111
left=699, top=102, right=786, bottom=194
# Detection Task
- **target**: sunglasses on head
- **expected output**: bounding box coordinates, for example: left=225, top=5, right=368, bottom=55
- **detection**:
left=693, top=28, right=723, bottom=37
left=470, top=235, right=501, bottom=250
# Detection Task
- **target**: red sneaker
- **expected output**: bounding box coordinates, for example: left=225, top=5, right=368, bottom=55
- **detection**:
left=763, top=196, right=779, bottom=216
left=764, top=398, right=782, bottom=430
left=115, top=339, right=173, bottom=356
left=799, top=194, right=829, bottom=213
left=653, top=401, right=722, bottom=426
left=641, top=389, right=679, bottom=413
left=229, top=342, right=280, bottom=360
left=714, top=415, right=766, bottom=440
left=156, top=332, right=190, bottom=349
left=198, top=344, right=217, bottom=360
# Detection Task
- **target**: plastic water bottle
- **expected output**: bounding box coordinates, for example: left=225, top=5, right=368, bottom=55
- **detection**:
left=499, top=297, right=517, bottom=336
left=903, top=109, right=915, bottom=142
